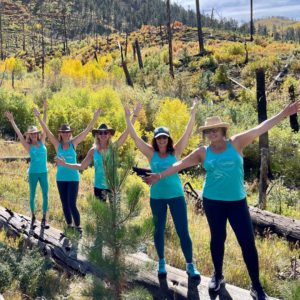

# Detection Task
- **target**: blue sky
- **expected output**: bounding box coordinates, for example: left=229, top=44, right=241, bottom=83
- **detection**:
left=177, top=0, right=300, bottom=22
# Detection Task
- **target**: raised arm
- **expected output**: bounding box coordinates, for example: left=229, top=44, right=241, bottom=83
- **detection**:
left=71, top=107, right=102, bottom=149
left=54, top=148, right=94, bottom=171
left=174, top=97, right=198, bottom=160
left=40, top=101, right=48, bottom=144
left=116, top=103, right=143, bottom=147
left=5, top=111, right=30, bottom=153
left=124, top=104, right=154, bottom=161
left=33, top=106, right=60, bottom=151
left=231, top=100, right=300, bottom=154
left=144, top=147, right=204, bottom=186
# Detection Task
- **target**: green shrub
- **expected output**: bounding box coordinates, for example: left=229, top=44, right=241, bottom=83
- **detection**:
left=0, top=89, right=36, bottom=137
left=213, top=65, right=229, bottom=84
left=199, top=55, right=218, bottom=68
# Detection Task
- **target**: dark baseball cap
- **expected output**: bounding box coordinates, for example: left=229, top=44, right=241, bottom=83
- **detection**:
left=154, top=127, right=170, bottom=138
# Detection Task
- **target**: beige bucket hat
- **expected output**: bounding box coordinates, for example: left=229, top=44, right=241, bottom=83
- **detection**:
left=199, top=117, right=230, bottom=132
left=24, top=126, right=41, bottom=136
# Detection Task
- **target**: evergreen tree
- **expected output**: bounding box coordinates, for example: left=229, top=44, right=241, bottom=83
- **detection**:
left=82, top=141, right=153, bottom=299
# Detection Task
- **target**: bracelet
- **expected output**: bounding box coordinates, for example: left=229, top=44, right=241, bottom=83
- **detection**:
left=159, top=173, right=162, bottom=179
left=133, top=114, right=138, bottom=118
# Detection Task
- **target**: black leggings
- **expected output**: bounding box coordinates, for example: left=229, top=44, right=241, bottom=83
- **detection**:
left=94, top=187, right=111, bottom=201
left=57, top=181, right=80, bottom=226
left=203, top=197, right=260, bottom=286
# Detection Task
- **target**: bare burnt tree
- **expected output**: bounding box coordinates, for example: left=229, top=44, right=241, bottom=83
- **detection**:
left=166, top=0, right=174, bottom=78
left=0, top=0, right=3, bottom=60
left=195, top=0, right=204, bottom=53
left=289, top=85, right=299, bottom=133
left=40, top=0, right=45, bottom=85
left=250, top=0, right=253, bottom=41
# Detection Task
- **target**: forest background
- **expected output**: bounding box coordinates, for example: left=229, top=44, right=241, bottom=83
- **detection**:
left=0, top=0, right=300, bottom=299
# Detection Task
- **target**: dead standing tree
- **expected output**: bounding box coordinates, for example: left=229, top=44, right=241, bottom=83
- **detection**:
left=0, top=0, right=3, bottom=60
left=256, top=68, right=272, bottom=178
left=40, top=0, right=45, bottom=85
left=195, top=0, right=205, bottom=54
left=118, top=39, right=134, bottom=88
left=289, top=85, right=299, bottom=133
left=166, top=0, right=174, bottom=78
left=250, top=0, right=254, bottom=41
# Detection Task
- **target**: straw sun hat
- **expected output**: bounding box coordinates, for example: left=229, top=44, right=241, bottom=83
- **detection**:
left=199, top=117, right=230, bottom=132
left=24, top=126, right=41, bottom=136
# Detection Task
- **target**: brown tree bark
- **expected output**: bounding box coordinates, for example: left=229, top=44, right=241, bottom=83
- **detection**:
left=166, top=0, right=174, bottom=78
left=195, top=0, right=205, bottom=53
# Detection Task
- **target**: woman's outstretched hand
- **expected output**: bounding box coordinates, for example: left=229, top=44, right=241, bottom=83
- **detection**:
left=124, top=104, right=131, bottom=119
left=93, top=106, right=102, bottom=119
left=143, top=173, right=161, bottom=186
left=5, top=111, right=14, bottom=122
left=191, top=97, right=199, bottom=113
left=133, top=102, right=143, bottom=116
left=33, top=107, right=41, bottom=118
left=54, top=156, right=65, bottom=166
left=282, top=100, right=300, bottom=118
left=44, top=101, right=48, bottom=112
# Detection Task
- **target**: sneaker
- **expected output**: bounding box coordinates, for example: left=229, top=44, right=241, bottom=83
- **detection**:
left=186, top=264, right=201, bottom=279
left=31, top=216, right=37, bottom=228
left=250, top=283, right=270, bottom=300
left=75, top=227, right=83, bottom=236
left=41, top=218, right=50, bottom=229
left=157, top=258, right=167, bottom=276
left=208, top=272, right=225, bottom=291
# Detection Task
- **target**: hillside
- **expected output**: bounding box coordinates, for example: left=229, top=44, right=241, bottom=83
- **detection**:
left=254, top=17, right=300, bottom=31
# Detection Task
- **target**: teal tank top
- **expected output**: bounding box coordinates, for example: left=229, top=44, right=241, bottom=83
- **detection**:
left=56, top=141, right=80, bottom=182
left=94, top=148, right=109, bottom=189
left=203, top=141, right=246, bottom=201
left=29, top=141, right=48, bottom=173
left=150, top=152, right=184, bottom=199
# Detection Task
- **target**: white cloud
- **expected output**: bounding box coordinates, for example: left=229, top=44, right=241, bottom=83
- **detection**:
left=176, top=0, right=300, bottom=21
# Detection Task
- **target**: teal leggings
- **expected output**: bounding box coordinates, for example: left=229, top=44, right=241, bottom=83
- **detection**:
left=28, top=172, right=49, bottom=213
left=150, top=196, right=193, bottom=263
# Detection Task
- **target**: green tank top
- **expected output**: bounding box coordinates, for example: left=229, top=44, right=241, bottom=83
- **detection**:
left=94, top=148, right=109, bottom=189
left=29, top=141, right=48, bottom=173
left=150, top=151, right=184, bottom=199
left=203, top=141, right=246, bottom=201
left=56, top=141, right=80, bottom=182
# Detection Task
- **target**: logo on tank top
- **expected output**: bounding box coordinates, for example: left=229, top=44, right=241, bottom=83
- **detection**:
left=152, top=161, right=172, bottom=173
left=207, top=156, right=236, bottom=179
left=95, top=160, right=104, bottom=173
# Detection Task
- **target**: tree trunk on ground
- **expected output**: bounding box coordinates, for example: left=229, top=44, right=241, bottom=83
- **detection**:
left=195, top=0, right=205, bottom=53
left=166, top=0, right=174, bottom=78
left=256, top=68, right=272, bottom=178
left=0, top=206, right=279, bottom=300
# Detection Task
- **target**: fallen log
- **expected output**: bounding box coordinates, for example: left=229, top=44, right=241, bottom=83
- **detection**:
left=0, top=206, right=279, bottom=300
left=229, top=77, right=254, bottom=93
left=268, top=53, right=296, bottom=91
left=184, top=184, right=300, bottom=242
left=0, top=157, right=30, bottom=163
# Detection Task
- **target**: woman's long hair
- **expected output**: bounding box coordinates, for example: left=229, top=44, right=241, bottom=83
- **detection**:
left=151, top=136, right=175, bottom=154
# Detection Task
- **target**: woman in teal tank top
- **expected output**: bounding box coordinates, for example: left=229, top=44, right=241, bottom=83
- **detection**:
left=54, top=103, right=142, bottom=203
left=145, top=100, right=300, bottom=300
left=124, top=98, right=200, bottom=279
left=5, top=103, right=50, bottom=229
left=33, top=103, right=102, bottom=232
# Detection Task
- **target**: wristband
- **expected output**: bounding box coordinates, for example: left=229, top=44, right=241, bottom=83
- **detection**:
left=133, top=114, right=138, bottom=117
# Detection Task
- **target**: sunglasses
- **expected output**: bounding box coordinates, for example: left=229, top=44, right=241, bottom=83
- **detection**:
left=203, top=128, right=220, bottom=134
left=156, top=135, right=168, bottom=140
left=98, top=131, right=109, bottom=135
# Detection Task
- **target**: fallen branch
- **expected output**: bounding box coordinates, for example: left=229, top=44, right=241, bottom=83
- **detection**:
left=229, top=77, right=254, bottom=93
left=0, top=157, right=31, bottom=163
